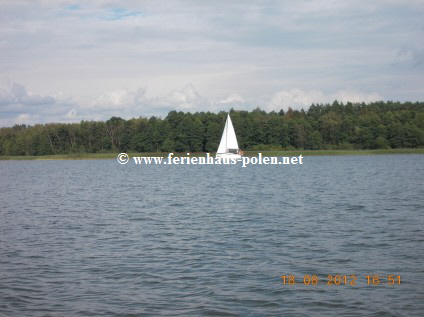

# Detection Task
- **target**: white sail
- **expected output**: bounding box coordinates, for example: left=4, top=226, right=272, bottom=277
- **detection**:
left=217, top=114, right=239, bottom=154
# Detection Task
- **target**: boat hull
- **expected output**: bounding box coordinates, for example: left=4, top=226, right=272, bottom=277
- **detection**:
left=215, top=153, right=242, bottom=160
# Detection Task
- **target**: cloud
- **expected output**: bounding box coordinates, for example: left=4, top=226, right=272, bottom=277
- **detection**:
left=78, top=84, right=209, bottom=121
left=0, top=0, right=422, bottom=109
left=15, top=113, right=36, bottom=125
left=155, top=85, right=251, bottom=113
left=91, top=87, right=146, bottom=110
left=0, top=87, right=14, bottom=105
left=102, top=8, right=144, bottom=21
left=65, top=109, right=78, bottom=119
left=395, top=47, right=424, bottom=68
left=0, top=81, right=77, bottom=126
left=0, top=82, right=55, bottom=106
left=0, top=80, right=388, bottom=127
left=268, top=88, right=382, bottom=112
left=331, top=90, right=382, bottom=104
left=220, top=93, right=245, bottom=104
left=163, top=84, right=202, bottom=110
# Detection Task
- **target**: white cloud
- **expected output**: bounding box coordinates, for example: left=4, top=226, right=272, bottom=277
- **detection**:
left=0, top=79, right=389, bottom=126
left=65, top=109, right=78, bottom=119
left=85, top=84, right=205, bottom=118
left=0, top=82, right=56, bottom=106
left=0, top=87, right=15, bottom=105
left=268, top=88, right=382, bottom=112
left=16, top=113, right=33, bottom=124
left=91, top=87, right=146, bottom=110
left=1, top=0, right=423, bottom=127
left=0, top=81, right=77, bottom=126
left=220, top=93, right=245, bottom=104
left=269, top=89, right=325, bottom=111
left=162, top=84, right=202, bottom=110
left=1, top=0, right=423, bottom=105
left=332, top=90, right=382, bottom=104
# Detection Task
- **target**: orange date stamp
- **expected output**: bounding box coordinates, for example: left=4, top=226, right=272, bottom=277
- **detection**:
left=281, top=274, right=401, bottom=286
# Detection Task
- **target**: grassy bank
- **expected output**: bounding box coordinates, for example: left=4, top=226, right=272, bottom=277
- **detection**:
left=0, top=152, right=203, bottom=160
left=245, top=148, right=424, bottom=157
left=1, top=148, right=424, bottom=160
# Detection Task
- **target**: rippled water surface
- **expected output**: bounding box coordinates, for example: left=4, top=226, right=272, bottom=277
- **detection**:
left=1, top=155, right=423, bottom=316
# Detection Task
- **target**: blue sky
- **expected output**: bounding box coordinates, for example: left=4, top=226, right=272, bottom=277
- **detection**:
left=0, top=0, right=423, bottom=126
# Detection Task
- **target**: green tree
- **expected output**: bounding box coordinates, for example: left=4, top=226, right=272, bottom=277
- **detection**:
left=106, top=117, right=126, bottom=151
left=319, top=111, right=342, bottom=145
left=307, top=130, right=323, bottom=150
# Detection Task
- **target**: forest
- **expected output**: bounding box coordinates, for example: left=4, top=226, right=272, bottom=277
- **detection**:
left=1, top=101, right=423, bottom=156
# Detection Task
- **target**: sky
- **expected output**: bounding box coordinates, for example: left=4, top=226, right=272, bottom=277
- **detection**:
left=0, top=0, right=423, bottom=126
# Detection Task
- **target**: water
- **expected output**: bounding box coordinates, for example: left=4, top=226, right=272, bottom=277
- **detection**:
left=1, top=155, right=423, bottom=316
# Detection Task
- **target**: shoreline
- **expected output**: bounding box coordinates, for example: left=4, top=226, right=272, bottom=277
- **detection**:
left=1, top=148, right=424, bottom=160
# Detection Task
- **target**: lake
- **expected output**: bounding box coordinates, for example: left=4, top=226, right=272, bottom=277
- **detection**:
left=1, top=155, right=423, bottom=316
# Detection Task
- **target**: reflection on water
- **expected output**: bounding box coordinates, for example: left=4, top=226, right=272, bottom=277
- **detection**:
left=1, top=155, right=423, bottom=316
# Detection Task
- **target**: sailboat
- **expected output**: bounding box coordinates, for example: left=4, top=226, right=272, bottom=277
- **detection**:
left=216, top=114, right=243, bottom=159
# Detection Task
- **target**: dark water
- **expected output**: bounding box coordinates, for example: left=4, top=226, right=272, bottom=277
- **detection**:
left=1, top=155, right=423, bottom=316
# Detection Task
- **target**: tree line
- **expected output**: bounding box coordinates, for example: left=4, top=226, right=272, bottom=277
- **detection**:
left=1, top=100, right=423, bottom=156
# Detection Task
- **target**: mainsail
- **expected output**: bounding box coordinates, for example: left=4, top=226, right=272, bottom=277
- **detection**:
left=217, top=114, right=239, bottom=154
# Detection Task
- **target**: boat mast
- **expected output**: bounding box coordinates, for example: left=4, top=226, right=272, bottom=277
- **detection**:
left=226, top=114, right=228, bottom=152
